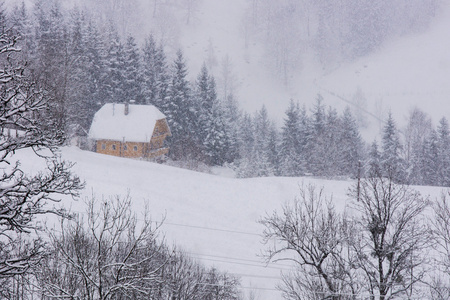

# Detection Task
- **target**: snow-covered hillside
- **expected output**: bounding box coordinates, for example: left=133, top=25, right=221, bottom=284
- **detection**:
left=26, top=147, right=443, bottom=299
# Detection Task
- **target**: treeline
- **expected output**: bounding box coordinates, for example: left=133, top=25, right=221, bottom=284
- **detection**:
left=6, top=1, right=450, bottom=187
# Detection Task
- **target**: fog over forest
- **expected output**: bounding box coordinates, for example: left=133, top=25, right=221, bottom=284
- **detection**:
left=44, top=0, right=445, bottom=131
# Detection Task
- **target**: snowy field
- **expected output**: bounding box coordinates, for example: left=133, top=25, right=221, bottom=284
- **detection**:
left=19, top=147, right=445, bottom=299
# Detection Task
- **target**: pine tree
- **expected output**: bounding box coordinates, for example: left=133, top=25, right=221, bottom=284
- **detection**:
left=141, top=34, right=159, bottom=105
left=204, top=78, right=229, bottom=165
left=381, top=113, right=405, bottom=182
left=236, top=113, right=256, bottom=178
left=141, top=36, right=170, bottom=108
left=222, top=94, right=241, bottom=164
left=437, top=117, right=450, bottom=186
left=323, top=107, right=341, bottom=176
left=34, top=0, right=70, bottom=137
left=253, top=106, right=275, bottom=176
left=84, top=19, right=107, bottom=112
left=367, top=140, right=381, bottom=177
left=123, top=35, right=142, bottom=103
left=279, top=100, right=304, bottom=176
left=339, top=107, right=364, bottom=177
left=66, top=7, right=90, bottom=136
left=267, top=122, right=280, bottom=175
left=404, top=108, right=433, bottom=185
left=9, top=2, right=35, bottom=60
left=421, top=129, right=439, bottom=186
left=154, top=44, right=170, bottom=110
left=306, top=95, right=327, bottom=176
left=104, top=25, right=125, bottom=104
left=166, top=50, right=198, bottom=160
left=194, top=64, right=228, bottom=165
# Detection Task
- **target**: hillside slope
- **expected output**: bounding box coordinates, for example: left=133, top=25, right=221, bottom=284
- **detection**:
left=27, top=147, right=442, bottom=299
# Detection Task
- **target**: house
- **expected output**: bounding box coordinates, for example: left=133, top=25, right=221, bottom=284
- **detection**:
left=88, top=103, right=171, bottom=159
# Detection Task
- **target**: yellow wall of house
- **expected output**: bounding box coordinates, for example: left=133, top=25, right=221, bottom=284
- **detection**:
left=96, top=140, right=145, bottom=158
left=94, top=119, right=171, bottom=159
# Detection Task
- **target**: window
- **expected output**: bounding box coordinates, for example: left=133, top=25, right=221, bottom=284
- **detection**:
left=123, top=145, right=127, bottom=151
left=112, top=144, right=116, bottom=151
left=133, top=146, right=138, bottom=151
left=101, top=143, right=106, bottom=150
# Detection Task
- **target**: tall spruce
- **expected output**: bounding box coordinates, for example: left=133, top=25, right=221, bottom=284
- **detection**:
left=141, top=36, right=170, bottom=109
left=222, top=94, right=241, bottom=164
left=437, top=117, right=450, bottom=186
left=367, top=140, right=381, bottom=177
left=381, top=113, right=405, bottom=182
left=339, top=107, right=364, bottom=177
left=253, top=106, right=275, bottom=176
left=142, top=34, right=160, bottom=105
left=280, top=100, right=304, bottom=176
left=194, top=64, right=228, bottom=165
left=307, top=95, right=327, bottom=176
left=166, top=50, right=198, bottom=160
left=104, top=25, right=125, bottom=104
left=421, top=130, right=439, bottom=186
left=123, top=35, right=142, bottom=103
left=34, top=0, right=69, bottom=136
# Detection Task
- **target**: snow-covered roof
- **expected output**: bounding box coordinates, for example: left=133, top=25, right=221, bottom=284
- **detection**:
left=89, top=103, right=166, bottom=143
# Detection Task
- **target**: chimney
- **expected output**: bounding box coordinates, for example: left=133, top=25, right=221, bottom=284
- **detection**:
left=124, top=102, right=129, bottom=116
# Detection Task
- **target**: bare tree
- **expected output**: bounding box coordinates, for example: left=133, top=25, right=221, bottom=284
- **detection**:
left=260, top=183, right=360, bottom=300
left=0, top=25, right=82, bottom=279
left=348, top=175, right=431, bottom=299
left=429, top=191, right=450, bottom=299
left=35, top=194, right=166, bottom=300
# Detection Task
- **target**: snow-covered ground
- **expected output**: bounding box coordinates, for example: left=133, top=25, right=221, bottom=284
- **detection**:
left=23, top=147, right=445, bottom=299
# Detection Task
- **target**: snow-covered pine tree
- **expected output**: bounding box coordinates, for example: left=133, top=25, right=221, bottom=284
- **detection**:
left=306, top=94, right=327, bottom=176
left=404, top=108, right=433, bottom=185
left=141, top=34, right=159, bottom=105
left=367, top=140, right=381, bottom=177
left=66, top=7, right=91, bottom=137
left=236, top=113, right=256, bottom=177
left=279, top=100, right=304, bottom=176
left=166, top=50, right=198, bottom=160
left=154, top=44, right=170, bottom=110
left=9, top=2, right=35, bottom=60
left=104, top=25, right=126, bottom=104
left=83, top=19, right=107, bottom=116
left=381, top=112, right=406, bottom=182
left=204, top=78, right=229, bottom=165
left=421, top=129, right=439, bottom=186
left=222, top=93, right=242, bottom=164
left=436, top=117, right=450, bottom=186
left=322, top=107, right=342, bottom=177
left=194, top=64, right=228, bottom=165
left=267, top=121, right=280, bottom=175
left=195, top=63, right=211, bottom=146
left=253, top=106, right=275, bottom=176
left=141, top=36, right=170, bottom=109
left=339, top=107, right=364, bottom=178
left=34, top=0, right=69, bottom=136
left=123, top=35, right=142, bottom=103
